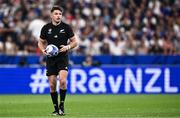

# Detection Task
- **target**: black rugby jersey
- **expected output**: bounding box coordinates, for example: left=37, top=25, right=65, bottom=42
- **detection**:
left=40, top=21, right=74, bottom=49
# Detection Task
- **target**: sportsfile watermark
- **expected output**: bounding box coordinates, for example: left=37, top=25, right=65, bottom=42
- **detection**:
left=29, top=67, right=179, bottom=94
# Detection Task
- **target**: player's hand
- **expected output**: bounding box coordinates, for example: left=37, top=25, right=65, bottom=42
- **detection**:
left=59, top=45, right=71, bottom=52
left=42, top=49, right=51, bottom=56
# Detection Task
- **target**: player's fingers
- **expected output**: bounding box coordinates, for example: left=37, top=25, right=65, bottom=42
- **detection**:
left=43, top=49, right=47, bottom=55
left=60, top=45, right=64, bottom=48
left=59, top=47, right=65, bottom=52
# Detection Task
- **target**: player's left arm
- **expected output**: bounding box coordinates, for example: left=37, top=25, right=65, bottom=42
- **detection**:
left=59, top=35, right=78, bottom=52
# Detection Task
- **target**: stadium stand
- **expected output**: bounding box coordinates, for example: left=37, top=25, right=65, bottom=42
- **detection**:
left=0, top=0, right=179, bottom=65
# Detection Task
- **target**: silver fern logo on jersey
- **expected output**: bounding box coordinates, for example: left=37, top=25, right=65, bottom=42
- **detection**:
left=59, top=29, right=65, bottom=33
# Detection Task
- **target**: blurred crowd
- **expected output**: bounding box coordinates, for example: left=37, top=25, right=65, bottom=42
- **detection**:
left=0, top=0, right=179, bottom=56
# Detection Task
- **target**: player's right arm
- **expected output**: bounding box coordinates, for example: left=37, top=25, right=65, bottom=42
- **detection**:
left=38, top=38, right=47, bottom=55
left=39, top=24, right=48, bottom=55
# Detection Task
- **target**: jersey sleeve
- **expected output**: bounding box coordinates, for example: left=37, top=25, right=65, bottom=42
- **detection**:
left=40, top=25, right=47, bottom=40
left=66, top=25, right=74, bottom=39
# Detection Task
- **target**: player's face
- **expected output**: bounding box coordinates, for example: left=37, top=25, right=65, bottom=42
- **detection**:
left=51, top=10, right=62, bottom=23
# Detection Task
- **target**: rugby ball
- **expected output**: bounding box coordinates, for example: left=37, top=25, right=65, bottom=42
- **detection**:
left=45, top=44, right=59, bottom=57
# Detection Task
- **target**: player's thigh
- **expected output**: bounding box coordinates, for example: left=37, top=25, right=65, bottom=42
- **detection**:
left=58, top=70, right=68, bottom=81
left=56, top=58, right=69, bottom=80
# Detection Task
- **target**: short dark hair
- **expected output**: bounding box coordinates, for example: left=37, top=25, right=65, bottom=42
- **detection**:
left=51, top=6, right=63, bottom=13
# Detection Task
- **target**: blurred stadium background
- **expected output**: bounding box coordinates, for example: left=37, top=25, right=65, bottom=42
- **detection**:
left=0, top=0, right=180, bottom=117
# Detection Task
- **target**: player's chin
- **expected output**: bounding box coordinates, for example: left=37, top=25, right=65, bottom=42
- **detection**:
left=55, top=19, right=61, bottom=23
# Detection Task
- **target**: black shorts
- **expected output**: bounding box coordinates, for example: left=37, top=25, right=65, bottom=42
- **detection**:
left=46, top=54, right=69, bottom=76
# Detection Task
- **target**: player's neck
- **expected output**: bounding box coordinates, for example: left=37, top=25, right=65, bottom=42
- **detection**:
left=52, top=21, right=61, bottom=26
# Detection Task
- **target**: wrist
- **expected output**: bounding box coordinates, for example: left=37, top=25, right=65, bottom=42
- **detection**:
left=67, top=45, right=71, bottom=50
